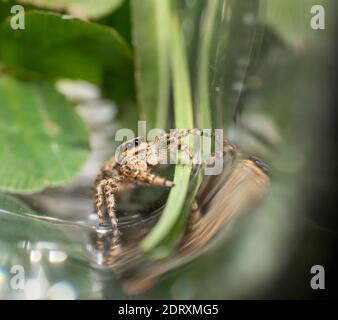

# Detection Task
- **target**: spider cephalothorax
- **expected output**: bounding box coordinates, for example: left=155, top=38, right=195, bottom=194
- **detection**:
left=116, top=136, right=163, bottom=170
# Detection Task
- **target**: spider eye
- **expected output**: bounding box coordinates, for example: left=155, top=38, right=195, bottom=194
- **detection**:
left=126, top=142, right=133, bottom=149
left=134, top=138, right=139, bottom=146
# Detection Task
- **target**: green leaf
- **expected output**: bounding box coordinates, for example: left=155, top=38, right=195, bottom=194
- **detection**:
left=0, top=76, right=89, bottom=193
left=101, top=0, right=132, bottom=45
left=141, top=12, right=194, bottom=258
left=131, top=0, right=170, bottom=129
left=18, top=0, right=125, bottom=19
left=0, top=11, right=134, bottom=100
left=195, top=0, right=217, bottom=130
left=0, top=1, right=13, bottom=25
left=209, top=0, right=261, bottom=126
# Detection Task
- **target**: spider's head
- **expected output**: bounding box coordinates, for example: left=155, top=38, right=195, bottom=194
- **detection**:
left=115, top=136, right=162, bottom=169
left=117, top=137, right=143, bottom=157
left=122, top=137, right=142, bottom=152
left=116, top=137, right=147, bottom=164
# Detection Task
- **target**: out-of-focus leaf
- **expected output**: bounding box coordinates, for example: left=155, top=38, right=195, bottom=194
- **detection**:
left=131, top=0, right=170, bottom=129
left=209, top=0, right=261, bottom=126
left=243, top=31, right=298, bottom=131
left=177, top=0, right=204, bottom=81
left=0, top=76, right=89, bottom=193
left=195, top=0, right=218, bottom=129
left=0, top=1, right=13, bottom=24
left=0, top=11, right=134, bottom=100
left=18, top=0, right=124, bottom=19
left=101, top=0, right=132, bottom=45
left=100, top=2, right=135, bottom=103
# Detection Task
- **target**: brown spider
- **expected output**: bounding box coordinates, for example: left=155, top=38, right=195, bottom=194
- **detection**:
left=92, top=129, right=270, bottom=239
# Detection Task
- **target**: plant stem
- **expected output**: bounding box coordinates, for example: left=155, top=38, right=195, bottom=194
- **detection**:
left=140, top=11, right=194, bottom=258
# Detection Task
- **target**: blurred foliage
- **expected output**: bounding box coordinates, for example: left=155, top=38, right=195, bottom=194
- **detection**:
left=0, top=11, right=133, bottom=90
left=209, top=0, right=262, bottom=127
left=0, top=5, right=134, bottom=193
left=0, top=76, right=89, bottom=192
left=100, top=0, right=132, bottom=44
left=131, top=0, right=170, bottom=129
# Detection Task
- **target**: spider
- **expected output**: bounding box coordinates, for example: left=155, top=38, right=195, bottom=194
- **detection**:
left=92, top=129, right=270, bottom=240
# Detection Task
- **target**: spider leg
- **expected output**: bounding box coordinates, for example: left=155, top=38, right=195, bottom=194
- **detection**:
left=169, top=139, right=194, bottom=162
left=160, top=135, right=195, bottom=167
left=189, top=140, right=239, bottom=169
left=92, top=161, right=118, bottom=220
left=132, top=170, right=174, bottom=188
left=93, top=228, right=121, bottom=267
left=94, top=180, right=106, bottom=225
left=103, top=179, right=121, bottom=238
left=170, top=129, right=214, bottom=140
left=167, top=131, right=222, bottom=166
left=154, top=130, right=215, bottom=166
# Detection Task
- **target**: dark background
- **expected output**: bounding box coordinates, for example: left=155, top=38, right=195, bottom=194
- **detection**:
left=264, top=10, right=338, bottom=298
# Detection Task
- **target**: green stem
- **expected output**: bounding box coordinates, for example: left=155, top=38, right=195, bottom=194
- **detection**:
left=196, top=0, right=218, bottom=130
left=131, top=0, right=170, bottom=129
left=140, top=11, right=194, bottom=258
left=140, top=1, right=215, bottom=258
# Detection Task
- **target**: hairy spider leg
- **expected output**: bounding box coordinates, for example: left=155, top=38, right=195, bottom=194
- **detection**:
left=120, top=165, right=175, bottom=188
left=103, top=179, right=121, bottom=238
